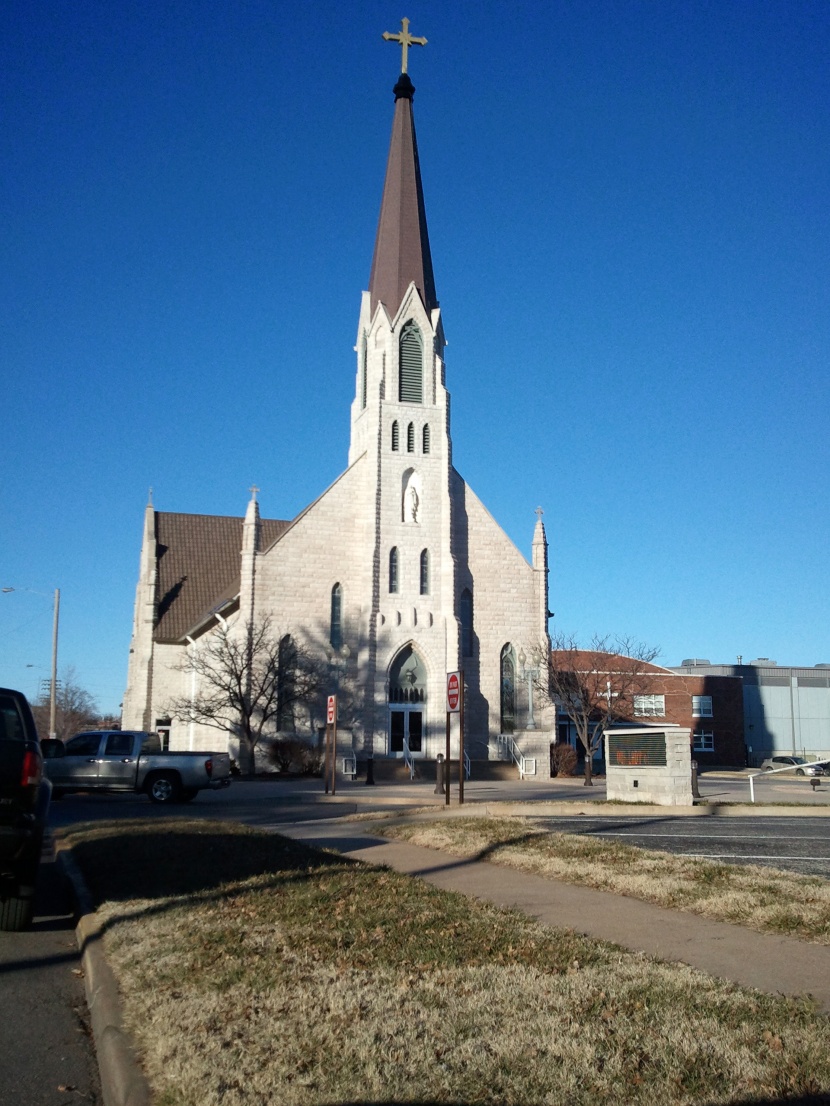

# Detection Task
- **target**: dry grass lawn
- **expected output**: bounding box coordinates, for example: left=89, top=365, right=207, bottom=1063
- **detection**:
left=61, top=819, right=830, bottom=1106
left=380, top=817, right=830, bottom=945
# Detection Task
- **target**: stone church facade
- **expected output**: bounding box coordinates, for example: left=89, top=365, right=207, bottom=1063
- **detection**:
left=122, top=62, right=552, bottom=771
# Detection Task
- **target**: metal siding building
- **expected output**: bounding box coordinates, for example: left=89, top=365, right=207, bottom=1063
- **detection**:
left=671, top=660, right=830, bottom=766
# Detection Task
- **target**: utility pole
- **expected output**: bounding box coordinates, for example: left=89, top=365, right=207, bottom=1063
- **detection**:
left=1, top=586, right=60, bottom=734
left=50, top=588, right=60, bottom=739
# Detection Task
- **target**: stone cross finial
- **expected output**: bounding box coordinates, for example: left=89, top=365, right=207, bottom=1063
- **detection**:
left=382, top=17, right=427, bottom=74
left=249, top=485, right=259, bottom=502
left=535, top=506, right=544, bottom=519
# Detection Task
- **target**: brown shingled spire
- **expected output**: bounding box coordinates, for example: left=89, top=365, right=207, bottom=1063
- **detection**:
left=368, top=73, right=437, bottom=319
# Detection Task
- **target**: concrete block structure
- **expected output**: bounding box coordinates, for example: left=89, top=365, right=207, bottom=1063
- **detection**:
left=122, top=54, right=552, bottom=769
left=605, top=725, right=694, bottom=806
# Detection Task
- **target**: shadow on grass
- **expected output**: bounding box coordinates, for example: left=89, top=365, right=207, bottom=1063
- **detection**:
left=383, top=813, right=724, bottom=883
left=61, top=818, right=353, bottom=904
left=57, top=817, right=363, bottom=949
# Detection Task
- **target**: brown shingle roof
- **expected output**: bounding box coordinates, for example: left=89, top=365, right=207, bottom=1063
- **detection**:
left=153, top=512, right=289, bottom=643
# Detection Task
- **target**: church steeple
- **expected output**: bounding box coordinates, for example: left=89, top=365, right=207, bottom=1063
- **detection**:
left=368, top=25, right=437, bottom=320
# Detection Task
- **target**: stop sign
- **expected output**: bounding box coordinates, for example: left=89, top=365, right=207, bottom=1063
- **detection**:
left=447, top=671, right=460, bottom=713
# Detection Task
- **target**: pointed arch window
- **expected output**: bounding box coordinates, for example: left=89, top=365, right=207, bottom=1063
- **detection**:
left=389, top=645, right=426, bottom=707
left=500, top=644, right=516, bottom=734
left=422, top=424, right=430, bottom=454
left=389, top=547, right=399, bottom=594
left=460, top=588, right=473, bottom=657
left=420, top=549, right=430, bottom=595
left=407, top=422, right=415, bottom=452
left=391, top=420, right=399, bottom=451
left=277, top=634, right=296, bottom=732
left=399, top=321, right=423, bottom=404
left=330, top=583, right=342, bottom=650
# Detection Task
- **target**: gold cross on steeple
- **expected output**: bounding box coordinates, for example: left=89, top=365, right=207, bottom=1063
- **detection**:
left=382, top=17, right=427, bottom=74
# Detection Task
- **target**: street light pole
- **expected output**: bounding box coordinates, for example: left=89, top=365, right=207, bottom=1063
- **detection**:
left=50, top=588, right=60, bottom=739
left=2, top=586, right=60, bottom=734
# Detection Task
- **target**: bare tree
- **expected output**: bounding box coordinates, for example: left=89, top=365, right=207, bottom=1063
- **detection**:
left=31, top=666, right=98, bottom=741
left=545, top=633, right=660, bottom=786
left=167, top=617, right=326, bottom=774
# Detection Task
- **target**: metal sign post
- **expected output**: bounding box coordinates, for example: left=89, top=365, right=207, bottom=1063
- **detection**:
left=444, top=710, right=451, bottom=805
left=459, top=674, right=465, bottom=806
left=325, top=695, right=337, bottom=795
left=446, top=672, right=461, bottom=805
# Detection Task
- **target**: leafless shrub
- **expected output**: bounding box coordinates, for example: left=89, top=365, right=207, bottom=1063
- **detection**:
left=266, top=738, right=322, bottom=776
left=550, top=742, right=578, bottom=777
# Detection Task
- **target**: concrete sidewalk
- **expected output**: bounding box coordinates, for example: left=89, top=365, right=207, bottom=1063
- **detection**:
left=280, top=817, right=830, bottom=1014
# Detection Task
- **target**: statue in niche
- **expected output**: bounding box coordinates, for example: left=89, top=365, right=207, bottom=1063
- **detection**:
left=407, top=484, right=420, bottom=523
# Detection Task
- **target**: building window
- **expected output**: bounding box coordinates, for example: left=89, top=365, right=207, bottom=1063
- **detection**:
left=391, top=420, right=399, bottom=451
left=422, top=424, right=430, bottom=453
left=420, top=549, right=429, bottom=595
left=277, top=635, right=296, bottom=732
left=154, top=718, right=171, bottom=751
left=399, top=321, right=423, bottom=403
left=407, top=422, right=415, bottom=452
left=460, top=588, right=473, bottom=657
left=330, top=583, right=342, bottom=650
left=633, top=694, right=665, bottom=717
left=693, top=731, right=715, bottom=752
left=500, top=644, right=516, bottom=734
left=389, top=547, right=399, bottom=593
left=692, top=695, right=713, bottom=717
left=388, top=645, right=426, bottom=705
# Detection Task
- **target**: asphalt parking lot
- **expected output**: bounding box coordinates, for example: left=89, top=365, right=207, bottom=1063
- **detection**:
left=45, top=771, right=830, bottom=879
left=535, top=814, right=830, bottom=878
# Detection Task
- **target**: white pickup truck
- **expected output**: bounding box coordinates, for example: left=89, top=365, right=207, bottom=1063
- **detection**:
left=42, top=730, right=232, bottom=804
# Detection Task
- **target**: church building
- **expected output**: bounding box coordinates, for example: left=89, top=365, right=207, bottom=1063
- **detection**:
left=122, top=24, right=552, bottom=773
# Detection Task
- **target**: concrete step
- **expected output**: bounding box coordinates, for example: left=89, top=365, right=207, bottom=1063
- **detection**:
left=351, top=758, right=548, bottom=783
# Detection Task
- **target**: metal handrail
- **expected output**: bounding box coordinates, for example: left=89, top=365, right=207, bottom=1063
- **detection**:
left=403, top=737, right=415, bottom=780
left=497, top=733, right=536, bottom=779
left=748, top=756, right=830, bottom=803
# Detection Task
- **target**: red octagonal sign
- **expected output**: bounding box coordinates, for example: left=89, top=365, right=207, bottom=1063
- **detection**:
left=447, top=671, right=460, bottom=713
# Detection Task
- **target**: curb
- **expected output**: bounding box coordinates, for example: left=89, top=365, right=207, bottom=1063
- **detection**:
left=58, top=847, right=152, bottom=1106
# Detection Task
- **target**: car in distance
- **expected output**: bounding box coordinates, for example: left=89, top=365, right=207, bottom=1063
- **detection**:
left=41, top=730, right=232, bottom=803
left=760, top=755, right=827, bottom=777
left=0, top=687, right=51, bottom=930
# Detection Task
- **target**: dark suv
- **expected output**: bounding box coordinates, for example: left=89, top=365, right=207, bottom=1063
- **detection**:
left=0, top=688, right=51, bottom=930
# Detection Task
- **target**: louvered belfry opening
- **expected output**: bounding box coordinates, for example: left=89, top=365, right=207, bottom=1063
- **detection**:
left=399, top=322, right=423, bottom=403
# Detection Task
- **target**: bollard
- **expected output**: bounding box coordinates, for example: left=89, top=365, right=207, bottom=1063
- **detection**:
left=434, top=754, right=444, bottom=795
left=366, top=755, right=375, bottom=786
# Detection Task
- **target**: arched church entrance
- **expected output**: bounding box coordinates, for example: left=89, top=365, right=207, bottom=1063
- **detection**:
left=388, top=644, right=426, bottom=756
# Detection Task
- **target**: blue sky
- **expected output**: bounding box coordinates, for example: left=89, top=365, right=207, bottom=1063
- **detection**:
left=2, top=1, right=828, bottom=714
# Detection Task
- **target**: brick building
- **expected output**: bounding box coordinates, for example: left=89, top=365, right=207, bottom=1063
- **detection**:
left=554, top=654, right=745, bottom=768
left=122, top=48, right=552, bottom=767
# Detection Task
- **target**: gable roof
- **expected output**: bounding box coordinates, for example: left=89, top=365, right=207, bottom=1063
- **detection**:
left=153, top=511, right=289, bottom=643
left=550, top=650, right=673, bottom=675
